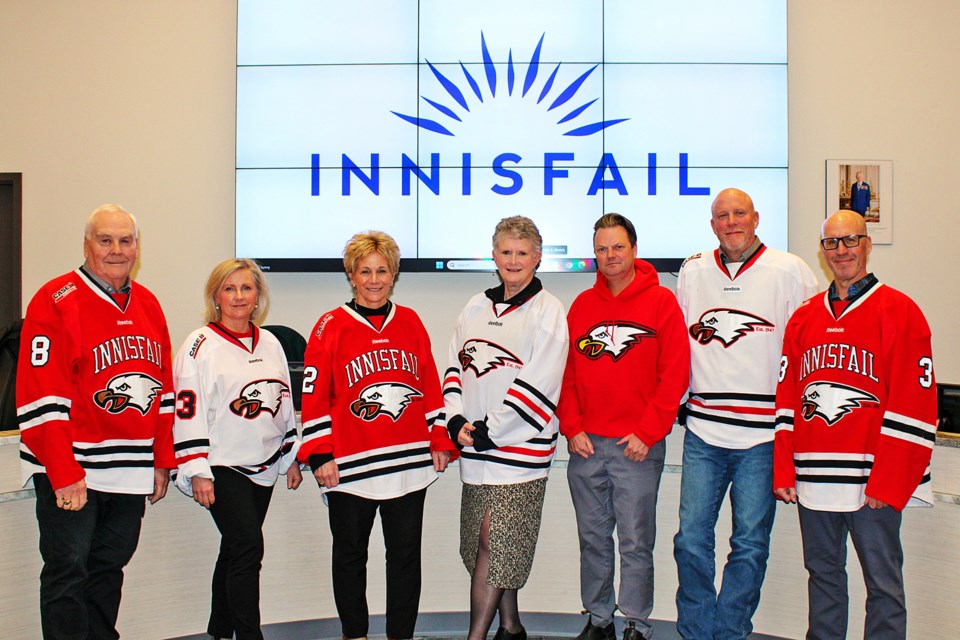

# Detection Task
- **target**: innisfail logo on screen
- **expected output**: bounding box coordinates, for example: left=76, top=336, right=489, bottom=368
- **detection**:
left=312, top=31, right=710, bottom=198
left=390, top=32, right=627, bottom=138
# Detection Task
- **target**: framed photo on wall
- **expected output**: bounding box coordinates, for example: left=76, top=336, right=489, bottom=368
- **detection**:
left=826, top=159, right=893, bottom=244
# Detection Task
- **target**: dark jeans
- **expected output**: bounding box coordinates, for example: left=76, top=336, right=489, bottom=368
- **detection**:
left=207, top=467, right=275, bottom=640
left=34, top=473, right=145, bottom=640
left=327, top=488, right=427, bottom=639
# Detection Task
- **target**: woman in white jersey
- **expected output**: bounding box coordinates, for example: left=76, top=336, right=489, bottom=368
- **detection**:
left=444, top=216, right=569, bottom=640
left=172, top=258, right=303, bottom=640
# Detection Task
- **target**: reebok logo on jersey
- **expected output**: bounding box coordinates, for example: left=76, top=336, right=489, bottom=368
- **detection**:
left=689, top=308, right=773, bottom=348
left=576, top=322, right=655, bottom=362
left=801, top=381, right=879, bottom=426
left=230, top=379, right=289, bottom=419
left=459, top=339, right=522, bottom=377
left=350, top=382, right=422, bottom=421
left=93, top=373, right=162, bottom=415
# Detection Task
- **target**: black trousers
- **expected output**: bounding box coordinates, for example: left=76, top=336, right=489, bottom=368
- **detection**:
left=327, top=488, right=427, bottom=639
left=207, top=467, right=274, bottom=640
left=34, top=473, right=145, bottom=640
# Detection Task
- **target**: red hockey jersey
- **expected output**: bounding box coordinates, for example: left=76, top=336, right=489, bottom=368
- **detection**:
left=298, top=303, right=456, bottom=499
left=774, top=281, right=935, bottom=511
left=17, top=268, right=176, bottom=493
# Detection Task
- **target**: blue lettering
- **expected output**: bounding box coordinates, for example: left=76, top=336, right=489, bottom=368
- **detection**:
left=491, top=153, right=522, bottom=195
left=462, top=153, right=472, bottom=195
left=543, top=152, right=574, bottom=195
left=402, top=153, right=440, bottom=196
left=587, top=153, right=627, bottom=196
left=647, top=152, right=657, bottom=196
left=679, top=152, right=710, bottom=196
left=341, top=154, right=379, bottom=195
left=320, top=152, right=707, bottom=197
left=311, top=154, right=320, bottom=196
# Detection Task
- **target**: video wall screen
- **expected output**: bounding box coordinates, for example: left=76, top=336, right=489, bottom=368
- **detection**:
left=237, top=0, right=787, bottom=272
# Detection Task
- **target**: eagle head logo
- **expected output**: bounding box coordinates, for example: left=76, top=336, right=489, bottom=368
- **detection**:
left=230, top=379, right=289, bottom=419
left=349, top=382, right=422, bottom=421
left=689, top=308, right=773, bottom=347
left=93, top=373, right=162, bottom=415
left=800, top=381, right=879, bottom=426
left=576, top=322, right=654, bottom=361
left=458, top=339, right=523, bottom=377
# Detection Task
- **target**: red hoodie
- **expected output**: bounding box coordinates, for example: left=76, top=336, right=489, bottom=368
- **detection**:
left=557, top=259, right=690, bottom=446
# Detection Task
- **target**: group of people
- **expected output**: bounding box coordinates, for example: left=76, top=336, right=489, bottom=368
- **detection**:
left=15, top=192, right=936, bottom=640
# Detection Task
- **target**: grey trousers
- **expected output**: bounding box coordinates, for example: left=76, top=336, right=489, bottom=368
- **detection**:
left=567, top=434, right=665, bottom=638
left=798, top=503, right=906, bottom=640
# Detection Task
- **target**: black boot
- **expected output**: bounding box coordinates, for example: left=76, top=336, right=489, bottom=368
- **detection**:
left=621, top=620, right=642, bottom=640
left=575, top=618, right=616, bottom=640
left=492, top=625, right=527, bottom=640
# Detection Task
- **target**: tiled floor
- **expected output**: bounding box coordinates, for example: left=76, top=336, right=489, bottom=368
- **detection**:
left=2, top=431, right=959, bottom=639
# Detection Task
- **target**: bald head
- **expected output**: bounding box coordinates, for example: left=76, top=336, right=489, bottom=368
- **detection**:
left=711, top=188, right=755, bottom=216
left=710, top=187, right=759, bottom=261
left=820, top=209, right=871, bottom=297
left=821, top=209, right=867, bottom=238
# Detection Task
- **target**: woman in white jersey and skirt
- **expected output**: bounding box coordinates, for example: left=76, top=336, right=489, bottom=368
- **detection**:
left=444, top=216, right=569, bottom=640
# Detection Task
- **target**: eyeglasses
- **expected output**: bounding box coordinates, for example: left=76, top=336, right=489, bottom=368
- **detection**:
left=820, top=234, right=868, bottom=251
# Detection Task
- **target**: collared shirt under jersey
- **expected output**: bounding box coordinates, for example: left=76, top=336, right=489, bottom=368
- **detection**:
left=81, top=261, right=132, bottom=293
left=828, top=273, right=878, bottom=301
left=718, top=237, right=762, bottom=265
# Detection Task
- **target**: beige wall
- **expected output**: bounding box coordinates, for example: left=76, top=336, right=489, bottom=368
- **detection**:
left=2, top=0, right=958, bottom=381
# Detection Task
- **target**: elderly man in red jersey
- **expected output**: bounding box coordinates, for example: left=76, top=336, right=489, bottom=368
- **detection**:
left=18, top=204, right=175, bottom=639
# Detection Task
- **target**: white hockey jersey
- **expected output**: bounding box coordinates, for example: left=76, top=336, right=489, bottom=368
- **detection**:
left=678, top=245, right=819, bottom=449
left=172, top=323, right=300, bottom=491
left=444, top=279, right=568, bottom=485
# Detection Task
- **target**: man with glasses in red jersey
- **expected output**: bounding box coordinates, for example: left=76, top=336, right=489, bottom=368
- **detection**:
left=774, top=209, right=936, bottom=640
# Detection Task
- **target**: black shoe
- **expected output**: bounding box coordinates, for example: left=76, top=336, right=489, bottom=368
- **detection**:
left=575, top=618, right=616, bottom=640
left=492, top=626, right=527, bottom=640
left=621, top=621, right=642, bottom=640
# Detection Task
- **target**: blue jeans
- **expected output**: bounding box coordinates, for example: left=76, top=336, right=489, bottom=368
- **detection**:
left=673, top=430, right=776, bottom=640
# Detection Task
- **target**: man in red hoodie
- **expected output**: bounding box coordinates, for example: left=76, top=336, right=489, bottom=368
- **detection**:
left=558, top=213, right=690, bottom=640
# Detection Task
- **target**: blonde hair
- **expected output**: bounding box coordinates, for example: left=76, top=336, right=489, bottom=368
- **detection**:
left=342, top=230, right=401, bottom=280
left=203, top=258, right=270, bottom=325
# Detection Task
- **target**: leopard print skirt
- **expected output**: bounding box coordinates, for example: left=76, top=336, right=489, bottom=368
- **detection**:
left=459, top=478, right=547, bottom=589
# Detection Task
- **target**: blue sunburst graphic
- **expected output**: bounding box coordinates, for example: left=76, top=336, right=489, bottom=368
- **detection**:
left=391, top=32, right=628, bottom=137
